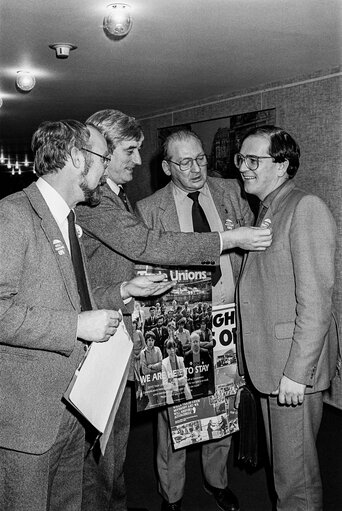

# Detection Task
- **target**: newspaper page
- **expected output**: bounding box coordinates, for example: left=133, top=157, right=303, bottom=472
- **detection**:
left=134, top=265, right=215, bottom=412
left=168, top=303, right=243, bottom=449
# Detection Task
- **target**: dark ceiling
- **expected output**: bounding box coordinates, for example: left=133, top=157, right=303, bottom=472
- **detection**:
left=0, top=0, right=341, bottom=177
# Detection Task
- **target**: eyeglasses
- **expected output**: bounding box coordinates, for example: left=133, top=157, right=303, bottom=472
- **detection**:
left=81, top=147, right=111, bottom=169
left=234, top=153, right=273, bottom=171
left=167, top=154, right=208, bottom=172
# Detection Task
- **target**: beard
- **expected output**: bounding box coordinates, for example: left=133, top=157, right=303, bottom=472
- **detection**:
left=80, top=159, right=107, bottom=206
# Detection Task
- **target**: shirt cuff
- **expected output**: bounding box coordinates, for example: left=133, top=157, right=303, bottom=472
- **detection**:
left=120, top=281, right=133, bottom=304
left=218, top=232, right=223, bottom=254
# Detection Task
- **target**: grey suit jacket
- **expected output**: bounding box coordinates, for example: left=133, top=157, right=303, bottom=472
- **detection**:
left=76, top=183, right=222, bottom=271
left=238, top=180, right=338, bottom=394
left=0, top=182, right=86, bottom=454
left=77, top=184, right=137, bottom=380
left=77, top=184, right=135, bottom=329
left=135, top=177, right=253, bottom=283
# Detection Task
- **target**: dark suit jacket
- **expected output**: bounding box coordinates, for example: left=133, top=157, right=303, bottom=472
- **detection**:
left=152, top=325, right=169, bottom=353
left=0, top=183, right=86, bottom=454
left=144, top=315, right=158, bottom=332
left=135, top=177, right=253, bottom=283
left=238, top=180, right=338, bottom=394
left=184, top=348, right=214, bottom=398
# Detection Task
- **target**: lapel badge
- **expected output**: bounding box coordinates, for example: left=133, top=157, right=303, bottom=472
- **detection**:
left=75, top=223, right=83, bottom=238
left=53, top=239, right=66, bottom=255
left=225, top=218, right=234, bottom=230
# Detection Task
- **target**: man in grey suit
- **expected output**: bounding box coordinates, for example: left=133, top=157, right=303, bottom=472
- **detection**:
left=236, top=125, right=337, bottom=511
left=77, top=110, right=272, bottom=511
left=135, top=128, right=254, bottom=511
left=0, top=120, right=122, bottom=510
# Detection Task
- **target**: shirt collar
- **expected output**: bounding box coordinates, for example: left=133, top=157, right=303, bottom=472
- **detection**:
left=106, top=177, right=121, bottom=195
left=36, top=177, right=70, bottom=226
left=171, top=181, right=210, bottom=201
left=261, top=180, right=289, bottom=209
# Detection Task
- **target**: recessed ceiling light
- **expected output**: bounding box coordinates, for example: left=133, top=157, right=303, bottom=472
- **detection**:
left=16, top=71, right=36, bottom=92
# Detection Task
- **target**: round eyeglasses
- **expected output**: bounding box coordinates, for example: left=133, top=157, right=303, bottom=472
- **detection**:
left=234, top=153, right=273, bottom=171
left=167, top=154, right=208, bottom=172
left=81, top=147, right=111, bottom=169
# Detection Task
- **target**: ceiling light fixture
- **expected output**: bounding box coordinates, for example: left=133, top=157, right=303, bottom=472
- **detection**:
left=103, top=3, right=132, bottom=37
left=49, top=43, right=77, bottom=59
left=16, top=71, right=36, bottom=92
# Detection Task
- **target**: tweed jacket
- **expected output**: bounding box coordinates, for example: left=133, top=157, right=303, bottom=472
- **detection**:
left=77, top=184, right=138, bottom=380
left=135, top=177, right=253, bottom=283
left=77, top=184, right=136, bottom=334
left=238, top=180, right=338, bottom=394
left=77, top=183, right=222, bottom=272
left=0, top=182, right=87, bottom=454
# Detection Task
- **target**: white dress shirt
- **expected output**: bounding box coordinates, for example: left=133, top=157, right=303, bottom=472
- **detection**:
left=36, top=177, right=71, bottom=253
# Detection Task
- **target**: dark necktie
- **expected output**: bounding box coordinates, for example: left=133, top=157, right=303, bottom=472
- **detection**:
left=118, top=187, right=130, bottom=211
left=188, top=191, right=221, bottom=286
left=68, top=210, right=92, bottom=311
left=255, top=202, right=269, bottom=227
left=188, top=191, right=211, bottom=232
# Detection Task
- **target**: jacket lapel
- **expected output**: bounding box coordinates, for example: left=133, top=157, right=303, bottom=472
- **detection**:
left=207, top=179, right=240, bottom=278
left=241, top=181, right=295, bottom=275
left=23, top=183, right=81, bottom=310
left=158, top=183, right=181, bottom=231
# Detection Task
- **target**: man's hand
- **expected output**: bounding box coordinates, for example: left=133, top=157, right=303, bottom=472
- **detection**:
left=77, top=309, right=122, bottom=343
left=221, top=226, right=272, bottom=251
left=271, top=375, right=306, bottom=406
left=120, top=274, right=174, bottom=300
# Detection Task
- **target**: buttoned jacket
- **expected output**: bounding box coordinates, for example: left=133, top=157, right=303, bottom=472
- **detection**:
left=238, top=180, right=338, bottom=394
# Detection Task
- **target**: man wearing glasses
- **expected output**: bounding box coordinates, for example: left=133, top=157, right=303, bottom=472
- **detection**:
left=77, top=113, right=272, bottom=511
left=136, top=128, right=253, bottom=511
left=236, top=125, right=337, bottom=511
left=0, top=120, right=123, bottom=510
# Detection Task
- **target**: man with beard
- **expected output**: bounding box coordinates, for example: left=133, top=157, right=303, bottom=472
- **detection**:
left=0, top=119, right=123, bottom=511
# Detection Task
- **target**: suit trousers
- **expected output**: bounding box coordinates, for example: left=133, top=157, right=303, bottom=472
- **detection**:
left=260, top=392, right=323, bottom=511
left=0, top=406, right=84, bottom=511
left=157, top=408, right=232, bottom=503
left=82, top=385, right=131, bottom=511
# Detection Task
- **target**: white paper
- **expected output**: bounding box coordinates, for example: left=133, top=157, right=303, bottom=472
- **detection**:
left=66, top=321, right=132, bottom=439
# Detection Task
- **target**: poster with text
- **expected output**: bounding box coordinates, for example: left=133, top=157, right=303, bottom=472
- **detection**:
left=168, top=303, right=243, bottom=449
left=134, top=265, right=214, bottom=412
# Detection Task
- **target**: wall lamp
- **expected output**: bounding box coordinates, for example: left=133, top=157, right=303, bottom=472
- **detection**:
left=16, top=71, right=36, bottom=92
left=103, top=3, right=133, bottom=38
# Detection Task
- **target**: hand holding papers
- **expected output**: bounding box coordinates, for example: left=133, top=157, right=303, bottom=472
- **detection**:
left=64, top=318, right=132, bottom=454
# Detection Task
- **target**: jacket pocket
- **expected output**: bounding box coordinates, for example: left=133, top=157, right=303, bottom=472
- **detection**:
left=274, top=322, right=294, bottom=340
